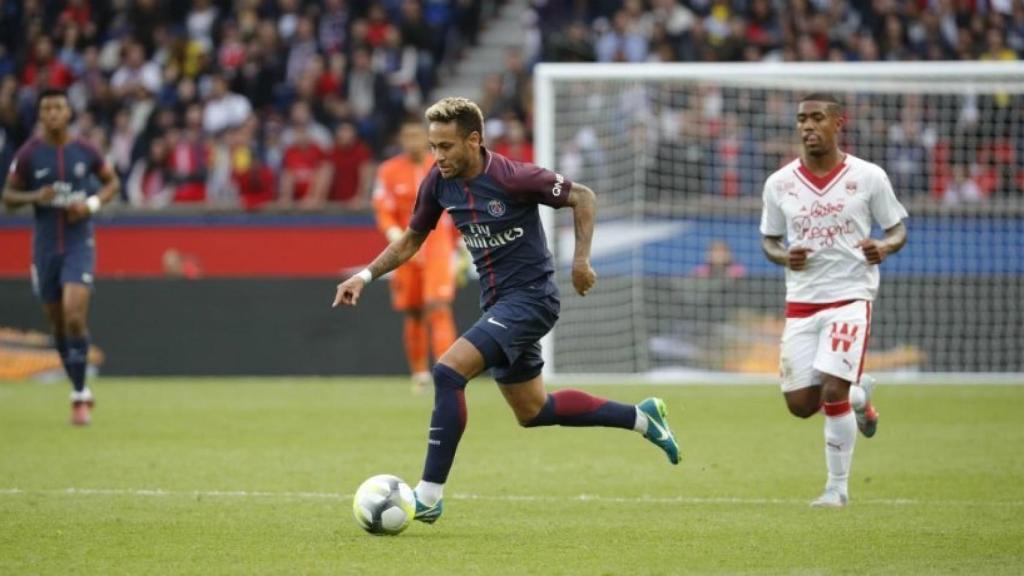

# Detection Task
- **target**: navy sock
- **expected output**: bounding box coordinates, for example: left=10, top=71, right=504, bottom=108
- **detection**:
left=65, top=336, right=89, bottom=394
left=421, top=364, right=468, bottom=484
left=524, top=390, right=635, bottom=429
left=55, top=335, right=69, bottom=373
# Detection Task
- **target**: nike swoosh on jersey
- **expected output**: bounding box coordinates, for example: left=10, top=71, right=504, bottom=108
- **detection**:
left=487, top=317, right=508, bottom=329
left=35, top=168, right=50, bottom=178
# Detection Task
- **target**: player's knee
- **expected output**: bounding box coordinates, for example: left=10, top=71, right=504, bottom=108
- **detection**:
left=786, top=400, right=819, bottom=419
left=821, top=378, right=851, bottom=403
left=64, top=315, right=87, bottom=337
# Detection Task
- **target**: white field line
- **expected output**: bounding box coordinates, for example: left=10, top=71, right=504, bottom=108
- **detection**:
left=0, top=487, right=1020, bottom=508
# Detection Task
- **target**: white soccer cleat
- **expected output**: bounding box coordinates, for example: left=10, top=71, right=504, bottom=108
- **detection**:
left=855, top=374, right=879, bottom=438
left=810, top=489, right=848, bottom=508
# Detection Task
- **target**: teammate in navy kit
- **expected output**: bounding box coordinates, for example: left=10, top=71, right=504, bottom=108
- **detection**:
left=334, top=97, right=680, bottom=523
left=3, top=88, right=120, bottom=426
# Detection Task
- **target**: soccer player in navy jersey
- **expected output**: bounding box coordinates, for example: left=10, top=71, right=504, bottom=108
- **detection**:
left=3, top=88, right=121, bottom=426
left=334, top=97, right=680, bottom=523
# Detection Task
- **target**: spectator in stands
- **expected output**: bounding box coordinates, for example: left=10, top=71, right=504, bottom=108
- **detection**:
left=227, top=120, right=276, bottom=211
left=203, top=73, right=252, bottom=135
left=319, top=0, right=350, bottom=54
left=328, top=121, right=373, bottom=209
left=126, top=135, right=173, bottom=208
left=691, top=241, right=746, bottom=279
left=166, top=104, right=210, bottom=204
left=280, top=110, right=331, bottom=210
left=346, top=46, right=386, bottom=137
left=110, top=40, right=161, bottom=100
left=492, top=117, right=534, bottom=163
left=22, top=36, right=73, bottom=91
left=596, top=10, right=649, bottom=62
left=547, top=20, right=596, bottom=62
left=943, top=163, right=984, bottom=206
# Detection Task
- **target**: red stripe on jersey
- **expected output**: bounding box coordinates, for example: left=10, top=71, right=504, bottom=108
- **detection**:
left=57, top=145, right=65, bottom=253
left=465, top=183, right=497, bottom=304
left=856, top=301, right=872, bottom=382
left=785, top=299, right=858, bottom=318
left=793, top=164, right=850, bottom=197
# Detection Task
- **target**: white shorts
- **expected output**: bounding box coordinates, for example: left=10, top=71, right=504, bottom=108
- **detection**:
left=779, top=300, right=872, bottom=393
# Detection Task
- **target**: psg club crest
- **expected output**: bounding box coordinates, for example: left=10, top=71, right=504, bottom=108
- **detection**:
left=487, top=199, right=506, bottom=217
left=845, top=181, right=858, bottom=195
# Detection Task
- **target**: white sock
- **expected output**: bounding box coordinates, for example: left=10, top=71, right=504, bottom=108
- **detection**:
left=633, top=407, right=649, bottom=434
left=415, top=480, right=444, bottom=506
left=823, top=402, right=857, bottom=496
left=848, top=385, right=866, bottom=411
left=70, top=388, right=93, bottom=403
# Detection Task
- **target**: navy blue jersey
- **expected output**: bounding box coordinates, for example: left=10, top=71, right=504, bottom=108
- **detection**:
left=409, top=149, right=572, bottom=308
left=7, top=137, right=105, bottom=255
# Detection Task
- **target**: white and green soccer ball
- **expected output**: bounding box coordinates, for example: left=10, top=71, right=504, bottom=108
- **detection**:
left=352, top=474, right=415, bottom=535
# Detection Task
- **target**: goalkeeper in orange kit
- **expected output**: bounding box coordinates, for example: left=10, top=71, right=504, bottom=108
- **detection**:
left=373, top=117, right=466, bottom=392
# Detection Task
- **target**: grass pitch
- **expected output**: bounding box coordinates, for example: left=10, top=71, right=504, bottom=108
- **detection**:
left=1, top=378, right=1022, bottom=575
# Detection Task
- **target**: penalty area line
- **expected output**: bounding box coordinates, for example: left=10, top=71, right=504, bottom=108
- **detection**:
left=0, top=487, right=1020, bottom=508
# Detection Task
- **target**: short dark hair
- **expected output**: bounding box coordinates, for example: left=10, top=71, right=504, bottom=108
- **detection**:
left=36, top=87, right=69, bottom=110
left=800, top=92, right=844, bottom=117
left=425, top=97, right=484, bottom=139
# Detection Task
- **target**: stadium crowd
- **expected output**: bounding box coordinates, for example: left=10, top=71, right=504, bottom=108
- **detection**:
left=518, top=0, right=1024, bottom=203
left=0, top=0, right=488, bottom=210
left=1, top=0, right=1022, bottom=210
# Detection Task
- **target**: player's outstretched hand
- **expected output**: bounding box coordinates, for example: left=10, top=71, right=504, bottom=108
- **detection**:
left=787, top=245, right=813, bottom=271
left=66, top=201, right=90, bottom=223
left=572, top=258, right=597, bottom=296
left=333, top=276, right=366, bottom=307
left=857, top=238, right=887, bottom=265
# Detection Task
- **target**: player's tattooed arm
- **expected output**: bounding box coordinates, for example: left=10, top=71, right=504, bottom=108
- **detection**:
left=858, top=221, right=907, bottom=265
left=762, top=235, right=812, bottom=271
left=566, top=182, right=597, bottom=296
left=368, top=229, right=427, bottom=278
left=333, top=229, right=428, bottom=307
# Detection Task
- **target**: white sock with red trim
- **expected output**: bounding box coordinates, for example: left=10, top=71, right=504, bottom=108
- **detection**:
left=848, top=385, right=866, bottom=411
left=823, top=399, right=857, bottom=496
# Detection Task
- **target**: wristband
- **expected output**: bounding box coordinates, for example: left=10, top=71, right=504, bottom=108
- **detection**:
left=355, top=269, right=373, bottom=283
left=86, top=196, right=102, bottom=214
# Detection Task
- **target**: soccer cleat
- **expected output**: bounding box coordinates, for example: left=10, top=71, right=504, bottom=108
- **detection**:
left=810, top=489, right=848, bottom=508
left=855, top=375, right=879, bottom=438
left=413, top=496, right=443, bottom=524
left=70, top=399, right=93, bottom=426
left=637, top=397, right=680, bottom=465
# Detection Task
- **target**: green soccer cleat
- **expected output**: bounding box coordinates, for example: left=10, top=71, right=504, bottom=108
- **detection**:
left=638, top=397, right=680, bottom=465
left=414, top=497, right=443, bottom=524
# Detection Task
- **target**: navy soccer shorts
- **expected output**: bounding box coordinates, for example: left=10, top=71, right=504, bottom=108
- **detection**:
left=32, top=244, right=95, bottom=303
left=463, top=293, right=560, bottom=385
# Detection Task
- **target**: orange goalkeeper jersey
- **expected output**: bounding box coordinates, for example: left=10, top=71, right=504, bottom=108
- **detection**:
left=372, top=153, right=457, bottom=264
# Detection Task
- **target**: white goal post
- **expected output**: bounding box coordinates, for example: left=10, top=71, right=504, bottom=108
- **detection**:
left=534, top=61, right=1024, bottom=384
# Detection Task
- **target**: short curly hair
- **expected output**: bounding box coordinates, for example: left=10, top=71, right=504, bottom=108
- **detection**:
left=424, top=97, right=484, bottom=138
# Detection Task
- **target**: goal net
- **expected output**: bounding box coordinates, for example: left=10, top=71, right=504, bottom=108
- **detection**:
left=534, top=62, right=1024, bottom=382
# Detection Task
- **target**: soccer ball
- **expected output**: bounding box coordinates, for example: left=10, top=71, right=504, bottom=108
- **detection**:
left=352, top=474, right=415, bottom=535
